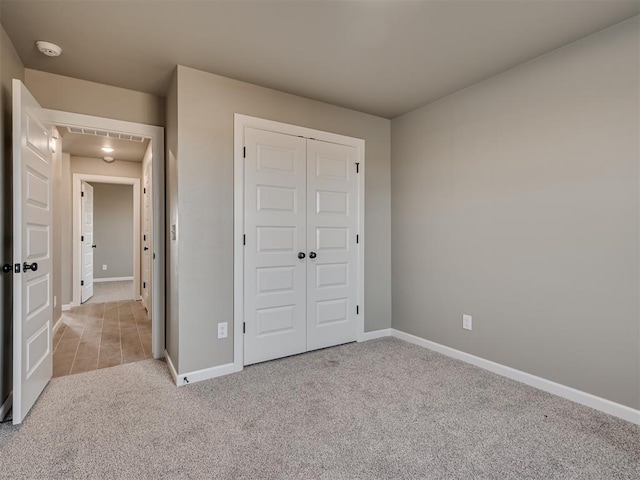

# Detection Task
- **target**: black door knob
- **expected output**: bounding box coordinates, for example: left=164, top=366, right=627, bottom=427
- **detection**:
left=309, top=252, right=317, bottom=259
left=2, top=264, right=12, bottom=273
left=144, top=246, right=149, bottom=251
left=297, top=252, right=306, bottom=259
left=92, top=244, right=97, bottom=248
left=23, top=262, right=38, bottom=272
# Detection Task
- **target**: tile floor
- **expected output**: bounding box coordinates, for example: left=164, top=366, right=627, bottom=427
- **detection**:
left=53, top=300, right=152, bottom=377
left=85, top=280, right=135, bottom=304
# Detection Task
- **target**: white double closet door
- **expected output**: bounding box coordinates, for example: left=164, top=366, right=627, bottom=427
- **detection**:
left=244, top=127, right=359, bottom=366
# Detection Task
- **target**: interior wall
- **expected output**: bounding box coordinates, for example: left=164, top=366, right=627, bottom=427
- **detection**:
left=165, top=71, right=179, bottom=370
left=0, top=23, right=24, bottom=410
left=24, top=69, right=165, bottom=126
left=391, top=18, right=639, bottom=409
left=61, top=153, right=71, bottom=304
left=91, top=183, right=134, bottom=279
left=173, top=66, right=391, bottom=373
left=60, top=156, right=141, bottom=305
left=51, top=129, right=62, bottom=326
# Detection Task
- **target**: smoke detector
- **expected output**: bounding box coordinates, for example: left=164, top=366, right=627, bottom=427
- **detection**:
left=103, top=156, right=115, bottom=164
left=36, top=41, right=62, bottom=57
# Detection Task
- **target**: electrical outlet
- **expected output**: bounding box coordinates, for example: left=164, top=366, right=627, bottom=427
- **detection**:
left=218, top=322, right=228, bottom=339
left=463, top=314, right=472, bottom=331
left=102, top=264, right=107, bottom=271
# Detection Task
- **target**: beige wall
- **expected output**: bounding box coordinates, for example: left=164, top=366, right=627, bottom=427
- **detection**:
left=0, top=24, right=24, bottom=410
left=172, top=66, right=391, bottom=373
left=60, top=156, right=142, bottom=304
left=60, top=153, right=72, bottom=303
left=25, top=69, right=165, bottom=126
left=51, top=129, right=62, bottom=326
left=165, top=72, right=179, bottom=369
left=391, top=18, right=639, bottom=409
left=91, top=183, right=134, bottom=279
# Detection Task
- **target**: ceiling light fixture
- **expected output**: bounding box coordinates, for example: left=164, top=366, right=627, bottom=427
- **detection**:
left=103, top=156, right=115, bottom=163
left=35, top=41, right=62, bottom=57
left=101, top=147, right=114, bottom=153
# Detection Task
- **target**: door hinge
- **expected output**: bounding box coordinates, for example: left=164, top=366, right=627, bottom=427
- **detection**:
left=143, top=234, right=146, bottom=241
left=243, top=147, right=246, bottom=158
left=356, top=234, right=359, bottom=244
left=243, top=322, right=246, bottom=334
left=355, top=162, right=360, bottom=173
left=81, top=191, right=85, bottom=197
left=14, top=263, right=20, bottom=273
left=81, top=280, right=84, bottom=286
left=81, top=235, right=84, bottom=242
left=143, top=187, right=146, bottom=194
left=143, top=282, right=146, bottom=289
left=243, top=234, right=246, bottom=246
left=356, top=305, right=359, bottom=315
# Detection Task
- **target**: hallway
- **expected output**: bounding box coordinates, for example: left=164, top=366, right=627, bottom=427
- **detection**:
left=53, top=300, right=152, bottom=377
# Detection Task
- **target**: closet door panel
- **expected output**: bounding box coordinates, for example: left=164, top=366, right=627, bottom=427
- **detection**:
left=306, top=140, right=359, bottom=350
left=244, top=128, right=307, bottom=365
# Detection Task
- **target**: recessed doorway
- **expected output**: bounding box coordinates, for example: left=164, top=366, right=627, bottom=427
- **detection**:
left=44, top=109, right=165, bottom=363
left=51, top=122, right=156, bottom=377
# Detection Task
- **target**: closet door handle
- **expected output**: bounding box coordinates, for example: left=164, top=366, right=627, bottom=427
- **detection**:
left=309, top=252, right=317, bottom=259
left=297, top=252, right=306, bottom=259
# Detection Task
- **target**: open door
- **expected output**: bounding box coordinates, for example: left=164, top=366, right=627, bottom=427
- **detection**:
left=12, top=79, right=53, bottom=424
left=80, top=181, right=94, bottom=303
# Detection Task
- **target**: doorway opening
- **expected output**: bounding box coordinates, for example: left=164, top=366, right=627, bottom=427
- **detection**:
left=80, top=181, right=136, bottom=305
left=51, top=124, right=156, bottom=377
left=72, top=175, right=141, bottom=306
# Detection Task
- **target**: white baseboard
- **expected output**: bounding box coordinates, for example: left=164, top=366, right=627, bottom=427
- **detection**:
left=164, top=351, right=235, bottom=386
left=177, top=363, right=236, bottom=386
left=359, top=328, right=392, bottom=342
left=94, top=276, right=134, bottom=283
left=390, top=328, right=639, bottom=425
left=0, top=392, right=12, bottom=422
left=62, top=303, right=74, bottom=311
left=165, top=351, right=178, bottom=385
left=53, top=315, right=63, bottom=333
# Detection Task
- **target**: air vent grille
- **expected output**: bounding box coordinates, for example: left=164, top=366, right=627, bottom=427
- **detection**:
left=67, top=127, right=145, bottom=142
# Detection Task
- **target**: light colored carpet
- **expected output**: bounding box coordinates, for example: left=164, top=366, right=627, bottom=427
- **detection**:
left=0, top=338, right=637, bottom=479
left=85, top=280, right=135, bottom=304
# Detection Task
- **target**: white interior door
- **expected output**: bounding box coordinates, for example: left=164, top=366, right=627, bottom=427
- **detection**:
left=243, top=128, right=307, bottom=365
left=306, top=140, right=359, bottom=350
left=12, top=79, right=53, bottom=424
left=142, top=160, right=152, bottom=314
left=80, top=181, right=94, bottom=303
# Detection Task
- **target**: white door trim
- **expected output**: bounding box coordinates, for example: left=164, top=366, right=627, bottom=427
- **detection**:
left=72, top=174, right=140, bottom=304
left=46, top=109, right=165, bottom=359
left=233, top=114, right=365, bottom=373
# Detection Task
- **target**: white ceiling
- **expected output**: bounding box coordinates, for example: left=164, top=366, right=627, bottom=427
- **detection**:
left=2, top=1, right=638, bottom=118
left=59, top=128, right=149, bottom=162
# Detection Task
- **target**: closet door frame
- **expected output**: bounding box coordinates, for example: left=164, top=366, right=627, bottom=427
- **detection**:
left=233, top=114, right=365, bottom=373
